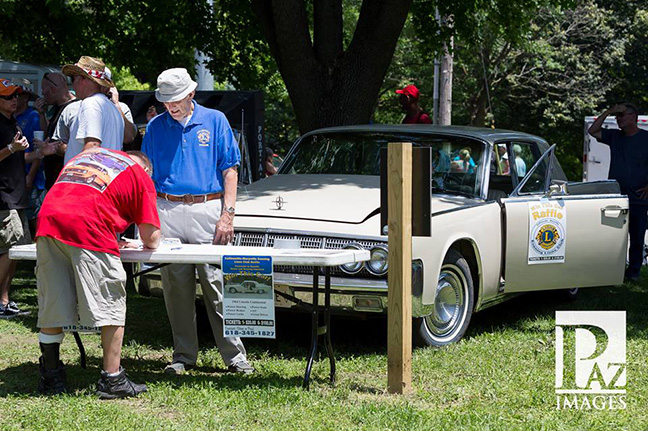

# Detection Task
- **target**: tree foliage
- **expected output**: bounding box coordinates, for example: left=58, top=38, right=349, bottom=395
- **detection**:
left=2, top=0, right=647, bottom=177
left=0, top=0, right=207, bottom=83
left=377, top=0, right=622, bottom=179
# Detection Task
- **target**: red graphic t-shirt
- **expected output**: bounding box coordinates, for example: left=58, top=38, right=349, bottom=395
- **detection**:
left=37, top=149, right=160, bottom=256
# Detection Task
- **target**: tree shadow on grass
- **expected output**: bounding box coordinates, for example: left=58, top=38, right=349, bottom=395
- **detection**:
left=466, top=282, right=648, bottom=341
left=0, top=356, right=308, bottom=398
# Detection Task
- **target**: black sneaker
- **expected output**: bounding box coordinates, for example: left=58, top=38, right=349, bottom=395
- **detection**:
left=0, top=301, right=30, bottom=319
left=38, top=357, right=67, bottom=395
left=96, top=367, right=147, bottom=399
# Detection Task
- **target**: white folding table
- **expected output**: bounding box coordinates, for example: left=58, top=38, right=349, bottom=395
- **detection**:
left=10, top=243, right=370, bottom=388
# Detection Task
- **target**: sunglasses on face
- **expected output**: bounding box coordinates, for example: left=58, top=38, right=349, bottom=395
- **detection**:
left=0, top=93, right=19, bottom=100
left=43, top=73, right=58, bottom=87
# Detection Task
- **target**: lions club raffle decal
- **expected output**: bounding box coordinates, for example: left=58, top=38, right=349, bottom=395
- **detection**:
left=196, top=129, right=211, bottom=146
left=528, top=200, right=566, bottom=264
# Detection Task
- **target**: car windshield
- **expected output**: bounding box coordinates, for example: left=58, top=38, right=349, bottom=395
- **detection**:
left=279, top=132, right=486, bottom=197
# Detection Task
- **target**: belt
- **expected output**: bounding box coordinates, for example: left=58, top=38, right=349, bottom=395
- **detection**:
left=157, top=191, right=223, bottom=204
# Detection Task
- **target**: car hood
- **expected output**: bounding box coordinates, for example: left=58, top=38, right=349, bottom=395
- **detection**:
left=237, top=174, right=380, bottom=223
left=236, top=174, right=479, bottom=228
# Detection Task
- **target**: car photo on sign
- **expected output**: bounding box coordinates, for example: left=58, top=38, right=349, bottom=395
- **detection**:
left=232, top=124, right=629, bottom=347
left=224, top=275, right=274, bottom=300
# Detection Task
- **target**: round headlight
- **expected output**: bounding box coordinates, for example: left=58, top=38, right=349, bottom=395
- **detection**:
left=339, top=242, right=364, bottom=275
left=366, top=245, right=388, bottom=276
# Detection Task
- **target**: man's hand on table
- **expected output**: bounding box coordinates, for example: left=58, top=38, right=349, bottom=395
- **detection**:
left=213, top=212, right=234, bottom=245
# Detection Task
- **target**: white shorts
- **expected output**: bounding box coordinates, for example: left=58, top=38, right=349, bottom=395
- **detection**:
left=36, top=237, right=127, bottom=328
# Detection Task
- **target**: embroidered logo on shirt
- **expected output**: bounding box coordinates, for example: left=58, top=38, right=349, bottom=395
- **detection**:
left=197, top=129, right=211, bottom=146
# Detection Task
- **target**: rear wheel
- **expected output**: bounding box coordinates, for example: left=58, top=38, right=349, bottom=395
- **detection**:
left=414, top=249, right=474, bottom=347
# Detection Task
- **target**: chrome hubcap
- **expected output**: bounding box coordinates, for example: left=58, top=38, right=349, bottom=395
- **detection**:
left=426, top=264, right=466, bottom=339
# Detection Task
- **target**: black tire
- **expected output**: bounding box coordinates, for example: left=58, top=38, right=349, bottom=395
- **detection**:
left=414, top=249, right=474, bottom=347
left=229, top=287, right=237, bottom=294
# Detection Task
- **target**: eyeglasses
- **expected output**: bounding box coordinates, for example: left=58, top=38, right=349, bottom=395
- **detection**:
left=0, top=93, right=19, bottom=100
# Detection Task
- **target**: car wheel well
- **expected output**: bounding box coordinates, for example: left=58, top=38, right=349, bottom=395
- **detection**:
left=450, top=240, right=479, bottom=311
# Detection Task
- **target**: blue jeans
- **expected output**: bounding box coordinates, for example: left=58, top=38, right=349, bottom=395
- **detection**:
left=627, top=203, right=648, bottom=276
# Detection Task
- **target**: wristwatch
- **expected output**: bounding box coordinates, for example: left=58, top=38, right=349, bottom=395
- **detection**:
left=224, top=206, right=236, bottom=216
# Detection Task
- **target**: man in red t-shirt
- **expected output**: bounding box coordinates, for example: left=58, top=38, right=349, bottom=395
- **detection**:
left=35, top=148, right=161, bottom=399
left=396, top=84, right=432, bottom=124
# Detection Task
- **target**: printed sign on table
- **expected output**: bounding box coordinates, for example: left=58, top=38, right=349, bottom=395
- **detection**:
left=222, top=255, right=275, bottom=339
left=528, top=200, right=567, bottom=264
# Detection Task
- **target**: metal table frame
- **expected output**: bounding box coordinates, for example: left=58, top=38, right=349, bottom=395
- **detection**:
left=10, top=243, right=368, bottom=389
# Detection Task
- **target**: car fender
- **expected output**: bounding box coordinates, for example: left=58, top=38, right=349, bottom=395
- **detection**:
left=413, top=202, right=502, bottom=312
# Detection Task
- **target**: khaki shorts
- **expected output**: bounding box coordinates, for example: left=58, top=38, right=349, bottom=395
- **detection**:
left=0, top=209, right=31, bottom=254
left=36, top=237, right=127, bottom=328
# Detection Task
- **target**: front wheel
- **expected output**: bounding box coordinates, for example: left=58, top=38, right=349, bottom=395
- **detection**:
left=414, top=249, right=474, bottom=347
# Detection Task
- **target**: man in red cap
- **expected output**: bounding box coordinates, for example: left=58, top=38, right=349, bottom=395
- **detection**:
left=396, top=84, right=432, bottom=124
left=0, top=79, right=31, bottom=318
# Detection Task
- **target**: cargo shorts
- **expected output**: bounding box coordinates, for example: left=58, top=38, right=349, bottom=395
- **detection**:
left=0, top=209, right=31, bottom=254
left=36, top=237, right=127, bottom=329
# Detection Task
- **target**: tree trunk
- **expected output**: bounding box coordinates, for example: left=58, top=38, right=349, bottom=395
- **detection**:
left=252, top=0, right=412, bottom=134
left=438, top=37, right=453, bottom=126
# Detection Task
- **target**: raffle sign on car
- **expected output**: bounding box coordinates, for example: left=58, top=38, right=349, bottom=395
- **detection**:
left=222, top=255, right=276, bottom=338
left=528, top=200, right=567, bottom=264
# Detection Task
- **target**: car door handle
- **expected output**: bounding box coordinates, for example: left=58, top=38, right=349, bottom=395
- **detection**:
left=601, top=205, right=628, bottom=218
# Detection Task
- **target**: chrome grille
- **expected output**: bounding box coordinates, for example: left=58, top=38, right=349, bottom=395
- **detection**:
left=235, top=231, right=386, bottom=278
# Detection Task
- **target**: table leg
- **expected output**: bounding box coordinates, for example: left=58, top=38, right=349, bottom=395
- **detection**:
left=323, top=267, right=336, bottom=384
left=303, top=267, right=320, bottom=389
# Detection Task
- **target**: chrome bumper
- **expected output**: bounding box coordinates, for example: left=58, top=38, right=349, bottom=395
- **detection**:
left=140, top=260, right=433, bottom=318
left=271, top=260, right=432, bottom=318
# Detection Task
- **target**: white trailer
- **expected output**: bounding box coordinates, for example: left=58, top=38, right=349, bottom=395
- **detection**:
left=0, top=59, right=60, bottom=94
left=583, top=115, right=648, bottom=181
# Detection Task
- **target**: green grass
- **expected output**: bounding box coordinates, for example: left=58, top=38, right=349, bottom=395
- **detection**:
left=1, top=261, right=647, bottom=430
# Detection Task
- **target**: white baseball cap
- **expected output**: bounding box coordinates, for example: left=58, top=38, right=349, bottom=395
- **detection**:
left=155, top=68, right=198, bottom=103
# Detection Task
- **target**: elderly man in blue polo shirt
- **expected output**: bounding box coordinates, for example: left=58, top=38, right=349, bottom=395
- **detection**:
left=142, top=68, right=253, bottom=375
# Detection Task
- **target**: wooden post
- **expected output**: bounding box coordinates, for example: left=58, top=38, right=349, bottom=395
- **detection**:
left=387, top=142, right=412, bottom=395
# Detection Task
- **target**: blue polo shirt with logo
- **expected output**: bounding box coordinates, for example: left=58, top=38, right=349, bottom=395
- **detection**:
left=142, top=102, right=240, bottom=195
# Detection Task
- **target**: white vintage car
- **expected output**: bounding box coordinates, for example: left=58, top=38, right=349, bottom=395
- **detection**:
left=233, top=125, right=629, bottom=347
left=227, top=280, right=271, bottom=295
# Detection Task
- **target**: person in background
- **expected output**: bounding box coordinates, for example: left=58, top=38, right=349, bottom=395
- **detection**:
left=142, top=67, right=253, bottom=375
left=35, top=148, right=160, bottom=398
left=33, top=72, right=79, bottom=190
left=102, top=67, right=138, bottom=147
left=512, top=144, right=527, bottom=177
left=60, top=56, right=124, bottom=164
left=497, top=144, right=510, bottom=175
left=264, top=146, right=277, bottom=177
left=396, top=84, right=432, bottom=124
left=14, top=83, right=45, bottom=234
left=0, top=79, right=32, bottom=318
left=146, top=105, right=158, bottom=123
left=451, top=148, right=476, bottom=174
left=589, top=103, right=648, bottom=282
